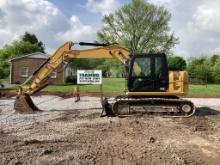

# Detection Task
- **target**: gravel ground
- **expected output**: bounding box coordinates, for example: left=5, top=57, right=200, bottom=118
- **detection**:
left=0, top=95, right=220, bottom=164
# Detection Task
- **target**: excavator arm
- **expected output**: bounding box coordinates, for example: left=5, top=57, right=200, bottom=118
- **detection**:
left=14, top=41, right=196, bottom=117
left=15, top=41, right=130, bottom=113
left=20, top=41, right=130, bottom=95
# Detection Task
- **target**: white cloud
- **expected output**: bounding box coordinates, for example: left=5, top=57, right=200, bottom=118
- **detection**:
left=213, top=46, right=220, bottom=54
left=190, top=1, right=220, bottom=34
left=147, top=0, right=176, bottom=7
left=148, top=0, right=220, bottom=57
left=0, top=0, right=95, bottom=53
left=174, top=0, right=220, bottom=56
left=55, top=16, right=95, bottom=43
left=85, top=0, right=120, bottom=15
left=1, top=0, right=220, bottom=57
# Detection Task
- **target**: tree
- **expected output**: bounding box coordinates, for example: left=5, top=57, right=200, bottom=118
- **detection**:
left=67, top=58, right=124, bottom=78
left=67, top=59, right=105, bottom=70
left=187, top=57, right=214, bottom=84
left=210, top=54, right=219, bottom=65
left=212, top=58, right=220, bottom=83
left=97, top=59, right=124, bottom=77
left=0, top=35, right=43, bottom=78
left=22, top=32, right=45, bottom=53
left=97, top=0, right=178, bottom=53
left=168, top=56, right=186, bottom=70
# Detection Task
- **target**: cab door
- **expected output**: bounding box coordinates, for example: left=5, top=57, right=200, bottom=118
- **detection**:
left=153, top=54, right=169, bottom=91
left=127, top=54, right=168, bottom=92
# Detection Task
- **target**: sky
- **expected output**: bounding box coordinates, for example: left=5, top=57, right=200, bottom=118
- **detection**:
left=0, top=0, right=220, bottom=57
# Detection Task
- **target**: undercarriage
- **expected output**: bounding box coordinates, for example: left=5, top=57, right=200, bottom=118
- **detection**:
left=14, top=94, right=195, bottom=118
left=102, top=95, right=195, bottom=118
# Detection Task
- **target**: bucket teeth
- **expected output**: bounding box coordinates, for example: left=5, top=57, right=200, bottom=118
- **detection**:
left=14, top=94, right=41, bottom=113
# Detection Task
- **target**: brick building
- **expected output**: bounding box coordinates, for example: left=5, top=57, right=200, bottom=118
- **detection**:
left=9, top=52, right=65, bottom=84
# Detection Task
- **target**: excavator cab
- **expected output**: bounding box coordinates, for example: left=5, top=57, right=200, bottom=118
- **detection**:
left=127, top=53, right=168, bottom=92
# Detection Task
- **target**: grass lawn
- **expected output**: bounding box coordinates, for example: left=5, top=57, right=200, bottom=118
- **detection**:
left=42, top=78, right=220, bottom=97
left=189, top=84, right=220, bottom=97
left=43, top=78, right=126, bottom=93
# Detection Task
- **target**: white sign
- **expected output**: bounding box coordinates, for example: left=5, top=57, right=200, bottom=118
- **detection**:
left=77, top=70, right=102, bottom=84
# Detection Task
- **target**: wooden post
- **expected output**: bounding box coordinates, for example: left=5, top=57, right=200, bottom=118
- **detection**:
left=73, top=85, right=80, bottom=102
left=100, top=84, right=104, bottom=101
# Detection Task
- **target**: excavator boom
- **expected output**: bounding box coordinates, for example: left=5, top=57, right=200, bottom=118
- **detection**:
left=15, top=41, right=130, bottom=113
left=14, top=41, right=195, bottom=117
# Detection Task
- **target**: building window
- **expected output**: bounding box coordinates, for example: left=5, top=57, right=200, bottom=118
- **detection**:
left=50, top=71, right=57, bottom=79
left=20, top=67, right=29, bottom=78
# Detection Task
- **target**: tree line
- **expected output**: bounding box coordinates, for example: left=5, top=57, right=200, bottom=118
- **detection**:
left=0, top=0, right=219, bottom=84
left=167, top=55, right=220, bottom=84
left=187, top=55, right=220, bottom=84
left=0, top=32, right=44, bottom=79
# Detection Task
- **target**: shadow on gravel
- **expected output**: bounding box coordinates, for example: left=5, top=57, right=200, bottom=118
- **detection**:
left=195, top=107, right=220, bottom=116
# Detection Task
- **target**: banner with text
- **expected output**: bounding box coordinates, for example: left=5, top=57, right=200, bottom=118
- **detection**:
left=77, top=70, right=102, bottom=84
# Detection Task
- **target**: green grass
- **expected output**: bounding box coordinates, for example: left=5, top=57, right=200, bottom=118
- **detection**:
left=189, top=84, right=220, bottom=97
left=2, top=77, right=219, bottom=96
left=42, top=78, right=220, bottom=97
left=43, top=78, right=126, bottom=93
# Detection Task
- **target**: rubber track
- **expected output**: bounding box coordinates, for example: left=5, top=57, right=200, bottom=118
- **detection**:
left=113, top=97, right=195, bottom=118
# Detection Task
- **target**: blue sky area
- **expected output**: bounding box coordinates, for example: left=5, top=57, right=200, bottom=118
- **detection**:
left=48, top=0, right=130, bottom=29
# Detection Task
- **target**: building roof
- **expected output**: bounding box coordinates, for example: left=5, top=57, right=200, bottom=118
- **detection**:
left=9, top=52, right=50, bottom=62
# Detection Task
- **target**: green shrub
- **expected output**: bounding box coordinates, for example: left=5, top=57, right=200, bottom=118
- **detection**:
left=65, top=76, right=77, bottom=84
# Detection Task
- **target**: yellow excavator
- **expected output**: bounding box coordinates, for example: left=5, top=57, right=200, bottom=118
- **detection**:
left=15, top=41, right=195, bottom=117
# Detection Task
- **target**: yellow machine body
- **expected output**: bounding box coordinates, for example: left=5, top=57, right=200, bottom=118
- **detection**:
left=127, top=71, right=188, bottom=97
left=15, top=41, right=195, bottom=117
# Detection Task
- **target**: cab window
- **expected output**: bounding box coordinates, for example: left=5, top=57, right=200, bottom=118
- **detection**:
left=132, top=57, right=151, bottom=77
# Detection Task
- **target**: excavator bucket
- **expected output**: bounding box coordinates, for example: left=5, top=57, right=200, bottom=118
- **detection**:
left=14, top=94, right=41, bottom=113
left=101, top=98, right=115, bottom=117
